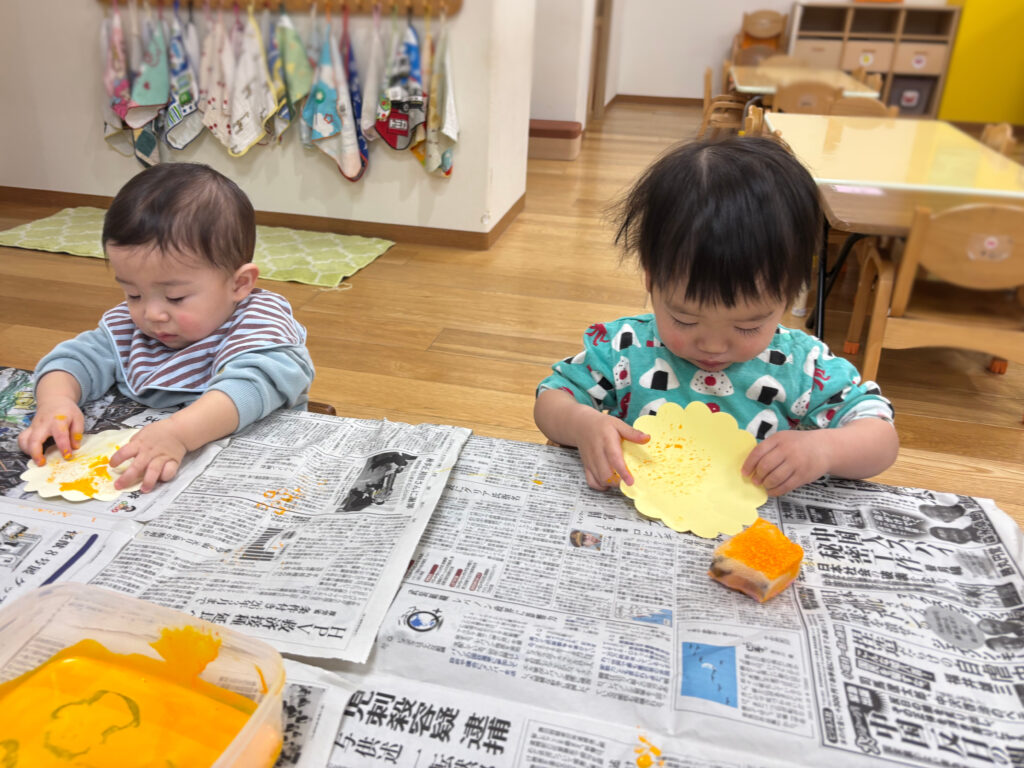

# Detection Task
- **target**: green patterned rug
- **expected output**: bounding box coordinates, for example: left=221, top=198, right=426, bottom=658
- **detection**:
left=0, top=207, right=394, bottom=288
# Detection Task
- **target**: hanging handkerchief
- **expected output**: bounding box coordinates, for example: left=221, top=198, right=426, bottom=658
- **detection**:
left=164, top=10, right=203, bottom=149
left=103, top=2, right=132, bottom=120
left=197, top=4, right=215, bottom=112
left=183, top=8, right=201, bottom=91
left=229, top=7, right=277, bottom=156
left=299, top=3, right=320, bottom=150
left=375, top=12, right=426, bottom=151
left=303, top=29, right=344, bottom=161
left=201, top=10, right=233, bottom=148
left=100, top=5, right=132, bottom=157
left=412, top=8, right=431, bottom=150
left=277, top=11, right=313, bottom=141
left=124, top=14, right=169, bottom=129
left=131, top=113, right=162, bottom=167
left=263, top=8, right=288, bottom=142
left=359, top=4, right=385, bottom=142
left=432, top=18, right=458, bottom=176
left=340, top=11, right=368, bottom=180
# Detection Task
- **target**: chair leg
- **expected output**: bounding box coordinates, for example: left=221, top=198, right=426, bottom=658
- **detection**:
left=844, top=254, right=876, bottom=355
left=698, top=108, right=711, bottom=139
left=860, top=254, right=894, bottom=382
left=988, top=357, right=1009, bottom=374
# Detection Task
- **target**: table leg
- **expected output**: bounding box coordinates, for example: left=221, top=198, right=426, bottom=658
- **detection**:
left=814, top=219, right=829, bottom=340
left=808, top=232, right=867, bottom=339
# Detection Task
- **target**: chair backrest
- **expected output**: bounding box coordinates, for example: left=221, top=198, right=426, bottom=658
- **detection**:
left=891, top=205, right=1024, bottom=316
left=741, top=10, right=787, bottom=43
left=759, top=54, right=807, bottom=67
left=981, top=122, right=1017, bottom=157
left=703, top=67, right=713, bottom=112
left=733, top=44, right=776, bottom=66
left=829, top=96, right=898, bottom=117
left=773, top=81, right=843, bottom=114
left=744, top=105, right=765, bottom=136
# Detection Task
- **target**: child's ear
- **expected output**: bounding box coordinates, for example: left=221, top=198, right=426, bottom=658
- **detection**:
left=644, top=269, right=653, bottom=293
left=231, top=263, right=260, bottom=300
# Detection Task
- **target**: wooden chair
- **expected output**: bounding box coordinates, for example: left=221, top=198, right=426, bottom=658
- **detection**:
left=829, top=96, right=898, bottom=117
left=743, top=105, right=766, bottom=136
left=698, top=67, right=745, bottom=139
left=981, top=122, right=1018, bottom=159
left=307, top=400, right=337, bottom=416
left=738, top=10, right=787, bottom=50
left=773, top=81, right=843, bottom=114
left=979, top=123, right=1020, bottom=373
left=844, top=205, right=1024, bottom=401
left=759, top=54, right=807, bottom=67
left=732, top=44, right=776, bottom=66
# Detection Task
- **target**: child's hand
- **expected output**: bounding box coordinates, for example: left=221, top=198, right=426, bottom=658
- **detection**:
left=741, top=430, right=830, bottom=497
left=575, top=410, right=649, bottom=491
left=17, top=396, right=84, bottom=466
left=110, top=420, right=189, bottom=493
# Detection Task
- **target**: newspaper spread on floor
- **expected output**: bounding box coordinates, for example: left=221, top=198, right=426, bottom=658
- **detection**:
left=0, top=368, right=223, bottom=608
left=323, top=435, right=1024, bottom=768
left=0, top=368, right=470, bottom=662
left=80, top=410, right=470, bottom=662
left=0, top=366, right=222, bottom=523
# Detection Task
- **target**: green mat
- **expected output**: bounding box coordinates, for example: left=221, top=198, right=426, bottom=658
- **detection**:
left=0, top=207, right=394, bottom=288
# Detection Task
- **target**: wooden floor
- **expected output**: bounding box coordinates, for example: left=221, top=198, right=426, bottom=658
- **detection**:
left=1, top=102, right=1022, bottom=524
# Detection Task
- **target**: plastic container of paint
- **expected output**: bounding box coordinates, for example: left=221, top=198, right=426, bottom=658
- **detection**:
left=0, top=583, right=285, bottom=768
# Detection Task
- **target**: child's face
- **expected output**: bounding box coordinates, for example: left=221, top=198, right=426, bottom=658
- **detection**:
left=649, top=281, right=786, bottom=371
left=107, top=244, right=257, bottom=349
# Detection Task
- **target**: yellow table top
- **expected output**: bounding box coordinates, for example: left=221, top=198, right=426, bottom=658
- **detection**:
left=730, top=66, right=878, bottom=97
left=764, top=112, right=1024, bottom=198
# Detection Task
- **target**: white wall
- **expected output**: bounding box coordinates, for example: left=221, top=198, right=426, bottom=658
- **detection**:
left=530, top=0, right=596, bottom=128
left=0, top=0, right=535, bottom=235
left=612, top=0, right=791, bottom=98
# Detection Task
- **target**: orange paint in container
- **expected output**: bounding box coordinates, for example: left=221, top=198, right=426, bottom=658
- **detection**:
left=0, top=585, right=284, bottom=768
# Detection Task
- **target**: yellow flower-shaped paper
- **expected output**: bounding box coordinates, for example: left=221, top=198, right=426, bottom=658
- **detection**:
left=620, top=402, right=766, bottom=538
left=20, top=428, right=141, bottom=502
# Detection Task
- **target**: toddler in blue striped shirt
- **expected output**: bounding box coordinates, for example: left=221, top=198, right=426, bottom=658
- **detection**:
left=19, top=163, right=314, bottom=493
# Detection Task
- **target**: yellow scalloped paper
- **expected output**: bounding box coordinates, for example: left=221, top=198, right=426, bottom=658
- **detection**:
left=620, top=402, right=766, bottom=538
left=20, top=428, right=141, bottom=502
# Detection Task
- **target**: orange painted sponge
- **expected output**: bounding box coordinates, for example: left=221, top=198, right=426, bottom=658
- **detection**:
left=708, top=518, right=804, bottom=602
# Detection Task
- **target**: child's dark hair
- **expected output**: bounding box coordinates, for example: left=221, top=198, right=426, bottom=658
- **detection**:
left=614, top=136, right=822, bottom=307
left=102, top=163, right=256, bottom=272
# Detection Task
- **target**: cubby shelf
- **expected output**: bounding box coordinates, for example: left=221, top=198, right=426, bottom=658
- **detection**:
left=788, top=2, right=960, bottom=117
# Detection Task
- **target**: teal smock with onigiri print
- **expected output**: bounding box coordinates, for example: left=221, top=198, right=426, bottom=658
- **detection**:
left=538, top=315, right=893, bottom=440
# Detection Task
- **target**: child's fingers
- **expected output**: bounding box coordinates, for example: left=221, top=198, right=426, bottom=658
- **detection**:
left=761, top=465, right=796, bottom=496
left=584, top=466, right=610, bottom=492
left=621, top=426, right=649, bottom=445
left=741, top=440, right=776, bottom=478
left=18, top=429, right=46, bottom=466
left=51, top=418, right=75, bottom=460
left=139, top=458, right=172, bottom=494
left=70, top=411, right=84, bottom=451
left=109, top=439, right=141, bottom=469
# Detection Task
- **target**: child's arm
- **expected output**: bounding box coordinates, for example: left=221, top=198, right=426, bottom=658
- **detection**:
left=741, top=417, right=899, bottom=497
left=110, top=346, right=315, bottom=493
left=534, top=388, right=649, bottom=491
left=109, top=390, right=240, bottom=493
left=17, top=371, right=85, bottom=465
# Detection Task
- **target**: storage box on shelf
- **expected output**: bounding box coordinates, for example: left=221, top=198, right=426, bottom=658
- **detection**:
left=788, top=2, right=960, bottom=117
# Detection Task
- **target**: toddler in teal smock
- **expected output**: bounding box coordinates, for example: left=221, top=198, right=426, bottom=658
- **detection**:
left=534, top=137, right=899, bottom=497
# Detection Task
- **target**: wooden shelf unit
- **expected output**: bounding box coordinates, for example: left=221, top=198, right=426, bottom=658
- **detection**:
left=789, top=2, right=960, bottom=118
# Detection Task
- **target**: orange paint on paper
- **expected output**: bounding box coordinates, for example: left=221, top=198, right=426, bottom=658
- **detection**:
left=0, top=626, right=277, bottom=768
